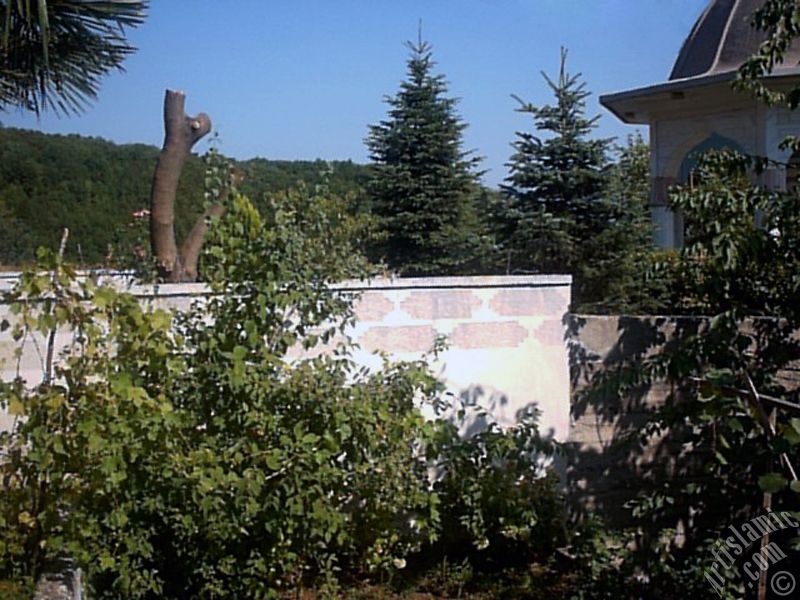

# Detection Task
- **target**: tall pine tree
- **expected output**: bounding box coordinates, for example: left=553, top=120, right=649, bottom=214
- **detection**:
left=498, top=48, right=658, bottom=310
left=499, top=48, right=611, bottom=280
left=366, top=38, right=484, bottom=276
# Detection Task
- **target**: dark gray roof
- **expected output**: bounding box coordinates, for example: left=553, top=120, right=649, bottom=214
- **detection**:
left=670, top=0, right=800, bottom=80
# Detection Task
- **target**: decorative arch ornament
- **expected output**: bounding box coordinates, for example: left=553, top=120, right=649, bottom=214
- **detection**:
left=678, top=133, right=746, bottom=183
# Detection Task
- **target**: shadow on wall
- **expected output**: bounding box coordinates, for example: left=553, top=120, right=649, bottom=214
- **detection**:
left=449, top=384, right=564, bottom=484
left=457, top=384, right=507, bottom=438
left=456, top=383, right=557, bottom=442
left=564, top=312, right=800, bottom=560
left=564, top=314, right=715, bottom=532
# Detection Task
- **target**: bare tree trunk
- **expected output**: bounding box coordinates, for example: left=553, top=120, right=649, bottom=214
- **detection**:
left=179, top=204, right=226, bottom=282
left=149, top=89, right=211, bottom=282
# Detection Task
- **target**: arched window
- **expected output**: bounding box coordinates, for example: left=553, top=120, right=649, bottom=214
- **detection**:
left=656, top=134, right=747, bottom=247
left=679, top=133, right=745, bottom=187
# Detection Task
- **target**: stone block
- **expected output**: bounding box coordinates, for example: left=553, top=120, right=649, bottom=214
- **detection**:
left=451, top=321, right=528, bottom=349
left=400, top=290, right=481, bottom=320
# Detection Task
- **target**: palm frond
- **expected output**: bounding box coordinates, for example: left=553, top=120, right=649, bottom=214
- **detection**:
left=0, top=0, right=148, bottom=114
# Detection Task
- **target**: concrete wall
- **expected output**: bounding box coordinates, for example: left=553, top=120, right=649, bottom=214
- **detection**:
left=0, top=274, right=573, bottom=441
left=565, top=315, right=693, bottom=522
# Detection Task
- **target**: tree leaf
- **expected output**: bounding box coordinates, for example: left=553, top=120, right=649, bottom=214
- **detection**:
left=759, top=472, right=788, bottom=493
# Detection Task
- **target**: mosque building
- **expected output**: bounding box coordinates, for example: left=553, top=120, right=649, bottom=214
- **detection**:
left=601, top=0, right=800, bottom=247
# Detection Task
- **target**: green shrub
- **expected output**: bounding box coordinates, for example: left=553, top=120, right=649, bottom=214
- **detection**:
left=0, top=188, right=443, bottom=598
left=432, top=402, right=564, bottom=567
left=0, top=186, right=568, bottom=598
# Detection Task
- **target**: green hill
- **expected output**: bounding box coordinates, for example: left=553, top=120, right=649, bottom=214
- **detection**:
left=0, top=127, right=369, bottom=267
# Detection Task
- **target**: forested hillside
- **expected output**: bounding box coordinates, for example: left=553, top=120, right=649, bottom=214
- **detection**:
left=0, top=127, right=368, bottom=267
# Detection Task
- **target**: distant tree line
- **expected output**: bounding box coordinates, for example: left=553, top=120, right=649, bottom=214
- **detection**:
left=0, top=127, right=369, bottom=268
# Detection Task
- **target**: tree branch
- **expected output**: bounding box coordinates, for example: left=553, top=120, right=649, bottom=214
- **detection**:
left=149, top=89, right=211, bottom=282
left=180, top=204, right=226, bottom=282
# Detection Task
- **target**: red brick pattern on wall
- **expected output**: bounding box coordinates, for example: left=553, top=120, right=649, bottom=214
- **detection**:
left=451, top=322, right=529, bottom=349
left=354, top=292, right=395, bottom=322
left=360, top=325, right=437, bottom=353
left=533, top=319, right=567, bottom=347
left=489, top=289, right=568, bottom=317
left=400, top=291, right=482, bottom=320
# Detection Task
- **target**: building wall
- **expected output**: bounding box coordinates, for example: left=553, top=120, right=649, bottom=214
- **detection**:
left=648, top=104, right=799, bottom=247
left=650, top=107, right=759, bottom=248
left=566, top=314, right=800, bottom=528
left=766, top=106, right=800, bottom=164
left=0, top=275, right=573, bottom=441
left=565, top=314, right=707, bottom=525
left=652, top=107, right=759, bottom=180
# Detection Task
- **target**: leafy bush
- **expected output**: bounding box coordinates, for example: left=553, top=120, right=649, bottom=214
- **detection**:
left=0, top=187, right=441, bottom=598
left=0, top=184, right=569, bottom=598
left=572, top=150, right=800, bottom=597
left=432, top=401, right=564, bottom=565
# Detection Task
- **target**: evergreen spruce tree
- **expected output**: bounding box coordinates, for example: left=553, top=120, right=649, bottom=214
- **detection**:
left=499, top=48, right=611, bottom=279
left=499, top=49, right=657, bottom=310
left=366, top=38, right=484, bottom=276
left=592, top=134, right=665, bottom=313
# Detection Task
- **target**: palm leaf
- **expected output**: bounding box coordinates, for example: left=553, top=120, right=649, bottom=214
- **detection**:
left=0, top=0, right=148, bottom=114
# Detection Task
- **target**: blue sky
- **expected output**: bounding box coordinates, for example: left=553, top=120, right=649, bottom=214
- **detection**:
left=0, top=0, right=708, bottom=187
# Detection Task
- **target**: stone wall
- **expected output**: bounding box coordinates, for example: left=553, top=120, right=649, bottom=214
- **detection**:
left=0, top=274, right=573, bottom=441
left=565, top=314, right=700, bottom=524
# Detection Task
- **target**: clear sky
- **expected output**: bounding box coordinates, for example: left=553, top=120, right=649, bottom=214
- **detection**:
left=0, top=0, right=709, bottom=187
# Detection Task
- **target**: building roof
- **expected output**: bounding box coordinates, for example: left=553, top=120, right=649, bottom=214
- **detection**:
left=670, top=0, right=800, bottom=80
left=601, top=0, right=800, bottom=124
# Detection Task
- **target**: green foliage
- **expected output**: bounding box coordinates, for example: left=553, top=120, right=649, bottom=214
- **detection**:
left=0, top=578, right=30, bottom=600
left=0, top=0, right=147, bottom=115
left=0, top=127, right=203, bottom=268
left=736, top=0, right=800, bottom=109
left=584, top=134, right=665, bottom=314
left=240, top=157, right=371, bottom=212
left=556, top=517, right=744, bottom=600
left=668, top=150, right=800, bottom=319
left=432, top=402, right=564, bottom=565
left=663, top=153, right=800, bottom=510
left=0, top=250, right=185, bottom=595
left=581, top=150, right=800, bottom=593
left=622, top=13, right=800, bottom=581
left=0, top=127, right=370, bottom=268
left=499, top=48, right=610, bottom=276
left=0, top=182, right=566, bottom=597
left=735, top=0, right=800, bottom=156
left=497, top=50, right=656, bottom=311
left=0, top=188, right=439, bottom=597
left=366, top=38, right=487, bottom=276
left=579, top=39, right=800, bottom=590
left=169, top=192, right=442, bottom=596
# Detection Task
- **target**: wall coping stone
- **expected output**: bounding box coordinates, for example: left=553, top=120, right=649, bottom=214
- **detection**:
left=0, top=273, right=572, bottom=298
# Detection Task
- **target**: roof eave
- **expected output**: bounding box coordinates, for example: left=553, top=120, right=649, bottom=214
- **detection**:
left=600, top=72, right=737, bottom=124
left=600, top=68, right=800, bottom=124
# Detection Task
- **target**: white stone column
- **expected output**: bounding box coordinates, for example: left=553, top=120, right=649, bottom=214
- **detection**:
left=651, top=176, right=681, bottom=248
